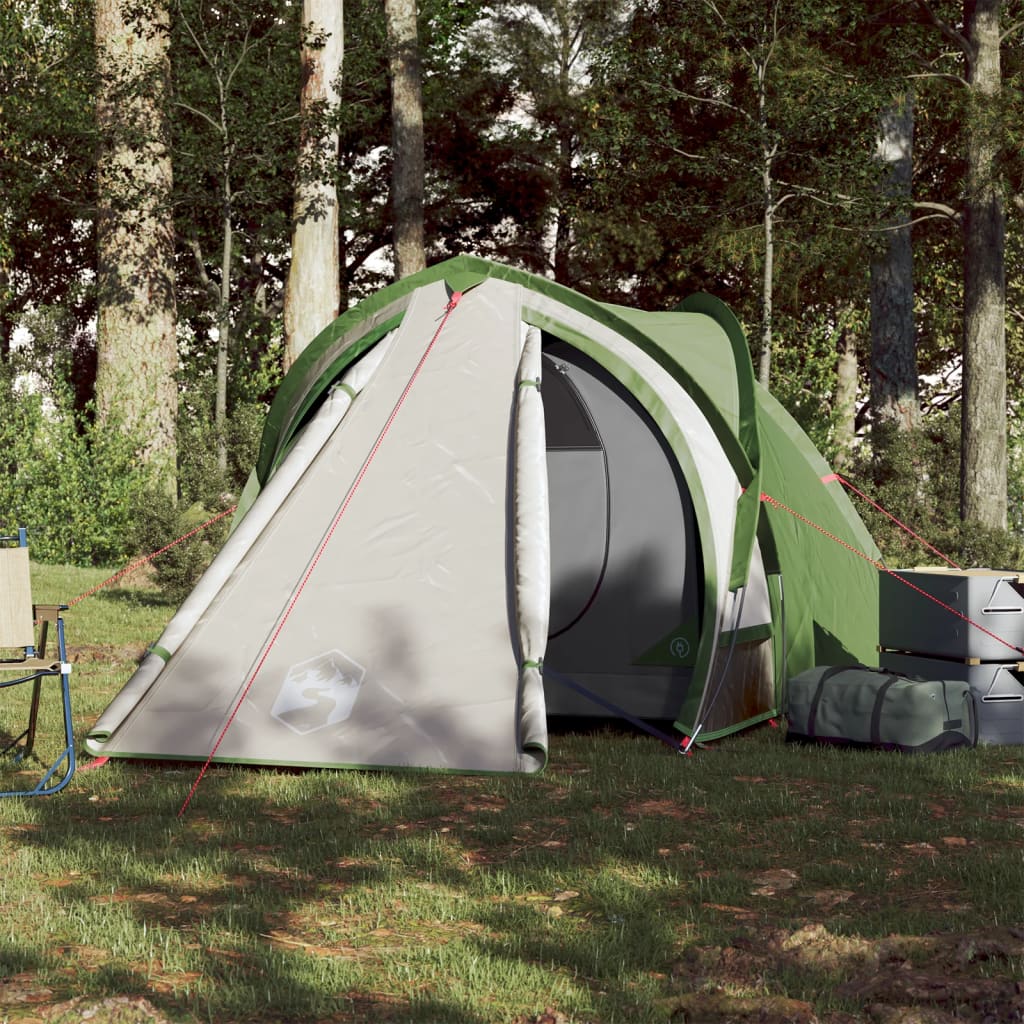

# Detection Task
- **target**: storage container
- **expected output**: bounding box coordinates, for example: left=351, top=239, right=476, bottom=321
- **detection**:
left=879, top=568, right=1024, bottom=661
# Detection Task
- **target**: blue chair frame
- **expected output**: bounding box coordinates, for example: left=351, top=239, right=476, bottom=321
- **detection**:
left=0, top=528, right=74, bottom=797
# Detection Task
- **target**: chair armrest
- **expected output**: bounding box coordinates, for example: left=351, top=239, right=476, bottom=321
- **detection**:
left=33, top=605, right=67, bottom=620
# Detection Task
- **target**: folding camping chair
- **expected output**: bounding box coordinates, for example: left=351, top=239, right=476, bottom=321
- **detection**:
left=0, top=528, right=74, bottom=796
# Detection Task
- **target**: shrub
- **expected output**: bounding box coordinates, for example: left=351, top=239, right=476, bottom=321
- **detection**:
left=130, top=491, right=233, bottom=606
left=0, top=373, right=156, bottom=566
left=853, top=417, right=1024, bottom=570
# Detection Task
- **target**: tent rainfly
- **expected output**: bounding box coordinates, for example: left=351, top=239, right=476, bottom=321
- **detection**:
left=86, top=256, right=880, bottom=773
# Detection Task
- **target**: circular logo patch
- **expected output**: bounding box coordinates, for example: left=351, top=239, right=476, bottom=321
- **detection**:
left=670, top=636, right=691, bottom=660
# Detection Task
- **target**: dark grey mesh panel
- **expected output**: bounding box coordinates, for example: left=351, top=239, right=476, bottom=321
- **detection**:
left=543, top=341, right=700, bottom=718
left=542, top=355, right=603, bottom=451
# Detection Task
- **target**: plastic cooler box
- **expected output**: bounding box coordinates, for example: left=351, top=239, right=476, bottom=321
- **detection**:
left=880, top=651, right=1024, bottom=746
left=879, top=567, right=1024, bottom=662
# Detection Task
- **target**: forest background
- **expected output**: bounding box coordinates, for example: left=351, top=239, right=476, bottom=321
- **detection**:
left=3, top=0, right=1024, bottom=583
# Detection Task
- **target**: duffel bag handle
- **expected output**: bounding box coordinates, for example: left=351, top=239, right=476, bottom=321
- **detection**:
left=808, top=665, right=864, bottom=739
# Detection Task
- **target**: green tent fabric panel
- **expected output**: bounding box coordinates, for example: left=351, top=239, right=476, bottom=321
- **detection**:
left=676, top=293, right=761, bottom=470
left=756, top=385, right=879, bottom=559
left=632, top=618, right=701, bottom=667
left=755, top=393, right=880, bottom=678
left=601, top=307, right=742, bottom=436
left=676, top=293, right=764, bottom=592
left=232, top=469, right=263, bottom=532
left=728, top=474, right=762, bottom=591
left=606, top=306, right=755, bottom=487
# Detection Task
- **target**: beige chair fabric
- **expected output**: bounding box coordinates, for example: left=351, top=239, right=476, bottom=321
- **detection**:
left=0, top=547, right=36, bottom=649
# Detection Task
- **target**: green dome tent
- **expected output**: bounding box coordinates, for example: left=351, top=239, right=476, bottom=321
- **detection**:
left=86, top=256, right=880, bottom=772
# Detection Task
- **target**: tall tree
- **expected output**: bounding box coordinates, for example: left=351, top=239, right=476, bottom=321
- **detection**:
left=283, top=0, right=343, bottom=369
left=385, top=0, right=426, bottom=277
left=473, top=0, right=626, bottom=285
left=959, top=0, right=1007, bottom=528
left=914, top=0, right=1010, bottom=528
left=869, top=92, right=920, bottom=432
left=94, top=0, right=178, bottom=486
left=171, top=0, right=300, bottom=471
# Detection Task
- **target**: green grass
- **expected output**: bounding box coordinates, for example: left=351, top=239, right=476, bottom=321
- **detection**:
left=2, top=566, right=1024, bottom=1022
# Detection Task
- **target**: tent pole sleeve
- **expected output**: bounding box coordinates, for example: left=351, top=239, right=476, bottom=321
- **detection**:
left=512, top=325, right=550, bottom=771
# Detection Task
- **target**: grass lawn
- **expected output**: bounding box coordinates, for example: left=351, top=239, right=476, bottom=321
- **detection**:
left=1, top=562, right=1024, bottom=1023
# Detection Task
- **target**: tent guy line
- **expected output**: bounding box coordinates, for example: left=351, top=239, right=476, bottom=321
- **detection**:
left=66, top=505, right=239, bottom=609
left=541, top=663, right=693, bottom=754
left=832, top=473, right=961, bottom=570
left=762, top=491, right=1024, bottom=659
left=177, top=290, right=466, bottom=816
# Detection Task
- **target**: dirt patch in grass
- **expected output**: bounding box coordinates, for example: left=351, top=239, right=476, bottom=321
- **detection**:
left=40, top=996, right=173, bottom=1024
left=622, top=798, right=705, bottom=821
left=69, top=643, right=147, bottom=668
left=667, top=924, right=1024, bottom=1024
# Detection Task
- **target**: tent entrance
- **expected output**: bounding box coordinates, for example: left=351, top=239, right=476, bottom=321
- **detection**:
left=541, top=339, right=703, bottom=719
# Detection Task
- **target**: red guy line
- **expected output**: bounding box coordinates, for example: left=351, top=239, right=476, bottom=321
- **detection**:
left=68, top=505, right=238, bottom=607
left=831, top=473, right=960, bottom=570
left=761, top=491, right=1024, bottom=659
left=178, top=291, right=465, bottom=817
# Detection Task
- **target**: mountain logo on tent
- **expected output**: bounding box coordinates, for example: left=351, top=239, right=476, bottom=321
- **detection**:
left=271, top=650, right=367, bottom=735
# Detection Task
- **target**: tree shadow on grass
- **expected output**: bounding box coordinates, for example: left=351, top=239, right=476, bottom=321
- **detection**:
left=95, top=587, right=175, bottom=610
left=0, top=748, right=702, bottom=1024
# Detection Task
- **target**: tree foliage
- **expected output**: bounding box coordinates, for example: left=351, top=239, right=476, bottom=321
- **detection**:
left=0, top=0, right=95, bottom=362
left=5, top=0, right=1024, bottom=565
left=171, top=0, right=300, bottom=464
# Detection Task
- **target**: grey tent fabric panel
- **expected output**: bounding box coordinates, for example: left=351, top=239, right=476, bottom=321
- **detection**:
left=547, top=449, right=608, bottom=636
left=91, top=280, right=537, bottom=772
left=543, top=343, right=700, bottom=717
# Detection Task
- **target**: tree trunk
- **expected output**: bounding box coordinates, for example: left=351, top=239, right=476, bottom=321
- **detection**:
left=960, top=0, right=1006, bottom=528
left=94, top=0, right=178, bottom=492
left=283, top=0, right=343, bottom=369
left=758, top=149, right=775, bottom=389
left=0, top=269, right=13, bottom=364
left=869, top=93, right=919, bottom=433
left=385, top=0, right=426, bottom=278
left=553, top=123, right=574, bottom=285
left=216, top=203, right=232, bottom=473
left=833, top=311, right=859, bottom=470
left=756, top=50, right=775, bottom=390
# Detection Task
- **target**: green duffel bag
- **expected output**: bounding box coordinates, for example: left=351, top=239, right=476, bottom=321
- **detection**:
left=785, top=665, right=977, bottom=753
